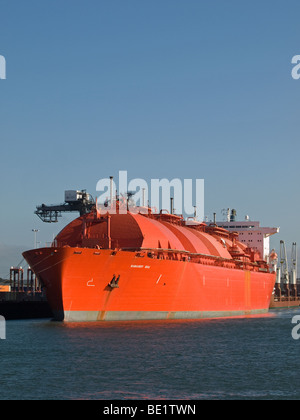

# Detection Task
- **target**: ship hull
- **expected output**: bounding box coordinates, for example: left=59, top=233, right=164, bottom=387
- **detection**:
left=23, top=247, right=276, bottom=322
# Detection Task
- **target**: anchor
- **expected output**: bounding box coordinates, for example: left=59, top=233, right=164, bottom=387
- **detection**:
left=108, top=274, right=120, bottom=289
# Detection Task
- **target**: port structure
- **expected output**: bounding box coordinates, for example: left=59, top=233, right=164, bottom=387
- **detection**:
left=271, top=240, right=300, bottom=308
left=35, top=190, right=95, bottom=223
left=9, top=267, right=41, bottom=293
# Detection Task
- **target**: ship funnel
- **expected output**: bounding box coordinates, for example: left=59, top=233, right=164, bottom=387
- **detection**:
left=230, top=209, right=237, bottom=222
left=170, top=197, right=174, bottom=214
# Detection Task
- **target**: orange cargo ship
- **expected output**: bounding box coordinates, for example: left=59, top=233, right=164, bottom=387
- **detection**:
left=23, top=200, right=277, bottom=322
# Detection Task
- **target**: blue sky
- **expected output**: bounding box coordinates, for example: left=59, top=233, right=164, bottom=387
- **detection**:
left=0, top=0, right=300, bottom=276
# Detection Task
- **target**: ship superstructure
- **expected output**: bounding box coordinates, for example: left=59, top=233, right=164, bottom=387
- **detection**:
left=217, top=209, right=279, bottom=262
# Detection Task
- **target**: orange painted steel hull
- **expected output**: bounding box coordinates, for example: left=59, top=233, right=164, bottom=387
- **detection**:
left=23, top=247, right=276, bottom=322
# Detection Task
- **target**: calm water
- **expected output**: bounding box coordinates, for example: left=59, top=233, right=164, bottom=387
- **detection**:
left=0, top=309, right=300, bottom=400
